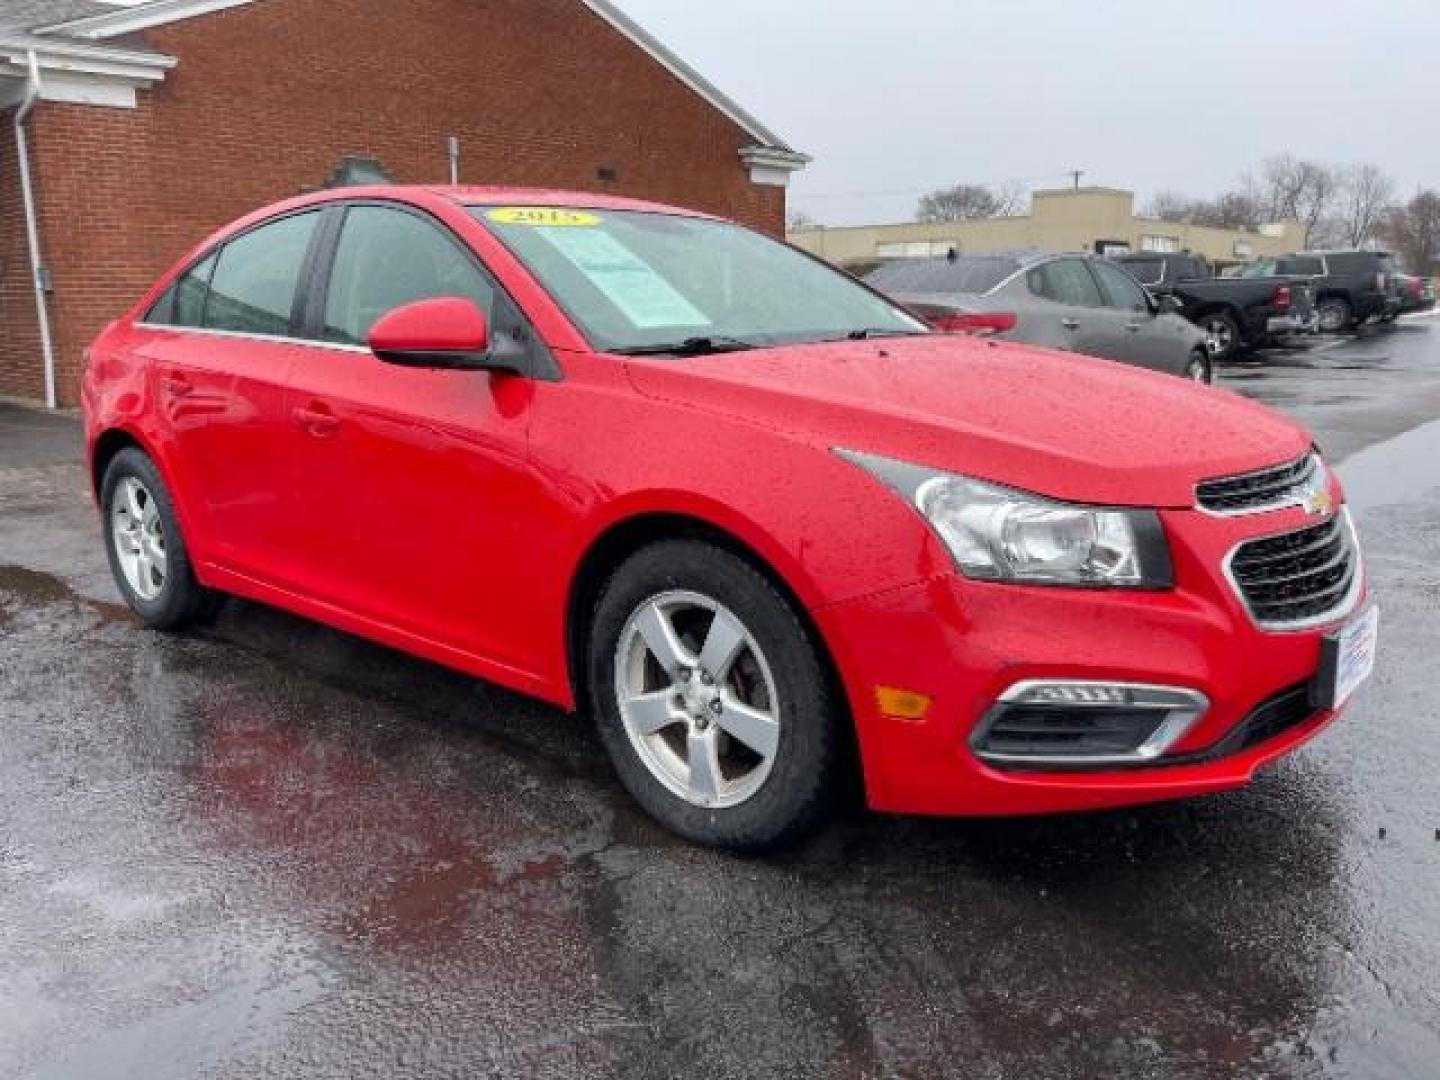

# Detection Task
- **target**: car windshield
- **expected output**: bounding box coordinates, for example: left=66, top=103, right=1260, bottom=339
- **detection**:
left=863, top=256, right=1021, bottom=295
left=472, top=206, right=926, bottom=354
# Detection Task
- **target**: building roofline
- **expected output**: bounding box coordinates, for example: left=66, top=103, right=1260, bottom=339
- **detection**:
left=0, top=31, right=176, bottom=83
left=579, top=0, right=796, bottom=152
left=32, top=0, right=807, bottom=162
left=34, top=0, right=255, bottom=40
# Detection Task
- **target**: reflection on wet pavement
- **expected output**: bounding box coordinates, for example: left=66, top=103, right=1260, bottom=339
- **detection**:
left=2, top=324, right=1439, bottom=1077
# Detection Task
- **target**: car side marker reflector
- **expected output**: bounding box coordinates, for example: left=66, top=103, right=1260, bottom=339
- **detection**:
left=876, top=686, right=932, bottom=722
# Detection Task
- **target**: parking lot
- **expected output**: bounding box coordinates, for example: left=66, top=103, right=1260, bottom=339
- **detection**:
left=2, top=320, right=1438, bottom=1079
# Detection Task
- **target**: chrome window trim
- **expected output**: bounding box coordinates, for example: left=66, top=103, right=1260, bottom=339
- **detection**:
left=1222, top=507, right=1365, bottom=633
left=971, top=679, right=1210, bottom=767
left=1194, top=451, right=1323, bottom=518
left=137, top=322, right=371, bottom=354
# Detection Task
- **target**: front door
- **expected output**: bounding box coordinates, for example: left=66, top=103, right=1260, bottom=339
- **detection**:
left=280, top=203, right=538, bottom=670
left=1089, top=259, right=1190, bottom=373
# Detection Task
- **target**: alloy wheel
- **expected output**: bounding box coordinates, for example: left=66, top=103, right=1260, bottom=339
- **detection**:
left=1203, top=317, right=1234, bottom=357
left=1318, top=302, right=1348, bottom=334
left=614, top=590, right=781, bottom=809
left=111, top=476, right=168, bottom=601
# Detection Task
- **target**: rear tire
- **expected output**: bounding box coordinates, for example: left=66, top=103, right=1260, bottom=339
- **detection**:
left=101, top=448, right=221, bottom=630
left=587, top=539, right=843, bottom=851
left=1317, top=297, right=1353, bottom=334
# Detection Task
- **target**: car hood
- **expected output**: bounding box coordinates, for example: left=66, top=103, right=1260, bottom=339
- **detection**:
left=624, top=336, right=1310, bottom=508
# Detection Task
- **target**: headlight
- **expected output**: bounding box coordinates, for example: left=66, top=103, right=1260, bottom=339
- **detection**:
left=838, top=449, right=1174, bottom=589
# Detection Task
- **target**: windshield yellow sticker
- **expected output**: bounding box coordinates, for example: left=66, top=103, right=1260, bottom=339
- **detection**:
left=487, top=207, right=601, bottom=228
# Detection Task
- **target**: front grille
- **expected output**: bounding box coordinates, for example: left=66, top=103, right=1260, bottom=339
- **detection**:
left=1197, top=453, right=1318, bottom=514
left=1228, top=513, right=1359, bottom=629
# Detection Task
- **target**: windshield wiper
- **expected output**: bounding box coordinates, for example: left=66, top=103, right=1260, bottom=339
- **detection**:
left=614, top=335, right=758, bottom=357
left=838, top=328, right=930, bottom=342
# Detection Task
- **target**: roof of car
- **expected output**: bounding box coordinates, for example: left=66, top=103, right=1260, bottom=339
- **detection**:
left=433, top=186, right=716, bottom=218
left=1293, top=249, right=1393, bottom=257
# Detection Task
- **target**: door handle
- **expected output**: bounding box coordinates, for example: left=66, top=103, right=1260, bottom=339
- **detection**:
left=161, top=375, right=193, bottom=397
left=1125, top=321, right=1143, bottom=332
left=293, top=403, right=340, bottom=437
left=1061, top=318, right=1080, bottom=331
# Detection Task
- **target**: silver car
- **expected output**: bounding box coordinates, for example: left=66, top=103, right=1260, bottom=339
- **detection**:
left=864, top=252, right=1213, bottom=383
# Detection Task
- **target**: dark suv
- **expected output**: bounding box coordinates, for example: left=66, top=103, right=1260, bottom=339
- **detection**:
left=1241, top=251, right=1397, bottom=332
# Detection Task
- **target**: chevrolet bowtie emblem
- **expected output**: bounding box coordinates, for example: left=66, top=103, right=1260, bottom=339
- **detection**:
left=1302, top=487, right=1334, bottom=517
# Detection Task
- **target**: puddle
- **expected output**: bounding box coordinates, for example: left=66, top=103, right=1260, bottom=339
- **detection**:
left=0, top=564, right=133, bottom=624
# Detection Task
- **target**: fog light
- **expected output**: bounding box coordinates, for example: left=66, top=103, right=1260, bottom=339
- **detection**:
left=973, top=680, right=1208, bottom=768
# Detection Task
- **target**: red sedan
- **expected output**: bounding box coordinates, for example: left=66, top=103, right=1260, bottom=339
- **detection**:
left=82, top=188, right=1377, bottom=849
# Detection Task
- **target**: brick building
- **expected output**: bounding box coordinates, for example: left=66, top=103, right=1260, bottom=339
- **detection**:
left=0, top=0, right=808, bottom=407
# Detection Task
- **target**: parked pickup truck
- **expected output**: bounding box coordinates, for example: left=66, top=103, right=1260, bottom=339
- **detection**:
left=1112, top=253, right=1318, bottom=360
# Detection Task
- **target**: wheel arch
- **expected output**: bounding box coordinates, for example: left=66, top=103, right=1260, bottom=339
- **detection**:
left=91, top=426, right=153, bottom=500
left=563, top=511, right=855, bottom=766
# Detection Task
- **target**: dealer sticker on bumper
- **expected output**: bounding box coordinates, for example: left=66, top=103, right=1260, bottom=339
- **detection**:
left=1318, top=606, right=1379, bottom=709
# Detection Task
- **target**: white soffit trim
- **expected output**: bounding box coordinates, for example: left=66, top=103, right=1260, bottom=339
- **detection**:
left=0, top=35, right=176, bottom=82
left=36, top=0, right=256, bottom=40
left=580, top=0, right=798, bottom=153
left=740, top=145, right=812, bottom=188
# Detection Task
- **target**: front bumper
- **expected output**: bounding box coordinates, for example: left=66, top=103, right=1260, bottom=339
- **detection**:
left=815, top=501, right=1363, bottom=817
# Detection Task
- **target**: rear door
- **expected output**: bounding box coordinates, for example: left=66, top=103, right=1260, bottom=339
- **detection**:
left=279, top=202, right=539, bottom=667
left=1023, top=258, right=1110, bottom=355
left=137, top=209, right=324, bottom=584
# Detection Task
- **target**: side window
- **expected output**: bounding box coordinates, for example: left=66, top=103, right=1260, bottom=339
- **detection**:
left=1034, top=259, right=1106, bottom=308
left=172, top=253, right=218, bottom=327
left=323, top=206, right=495, bottom=346
left=204, top=211, right=320, bottom=337
left=143, top=252, right=217, bottom=326
left=1279, top=256, right=1325, bottom=276
left=1091, top=260, right=1150, bottom=311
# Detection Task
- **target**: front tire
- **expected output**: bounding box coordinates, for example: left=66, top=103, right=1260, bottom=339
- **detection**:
left=1197, top=310, right=1240, bottom=360
left=101, top=447, right=219, bottom=630
left=1185, top=349, right=1214, bottom=385
left=587, top=540, right=843, bottom=851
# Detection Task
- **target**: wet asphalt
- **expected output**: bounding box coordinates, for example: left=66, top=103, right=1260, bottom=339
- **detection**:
left=2, top=319, right=1439, bottom=1079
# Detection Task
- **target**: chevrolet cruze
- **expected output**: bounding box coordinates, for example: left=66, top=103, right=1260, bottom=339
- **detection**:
left=82, top=187, right=1378, bottom=850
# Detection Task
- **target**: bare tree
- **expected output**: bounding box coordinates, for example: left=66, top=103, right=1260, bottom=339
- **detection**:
left=1146, top=190, right=1196, bottom=222
left=1334, top=164, right=1396, bottom=248
left=1383, top=190, right=1440, bottom=274
left=916, top=184, right=1003, bottom=223
left=787, top=209, right=820, bottom=232
left=1146, top=189, right=1261, bottom=231
left=991, top=181, right=1028, bottom=217
left=1245, top=155, right=1340, bottom=245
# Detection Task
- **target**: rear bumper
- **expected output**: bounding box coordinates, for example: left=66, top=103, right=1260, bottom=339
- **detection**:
left=1268, top=311, right=1319, bottom=335
left=815, top=504, right=1362, bottom=818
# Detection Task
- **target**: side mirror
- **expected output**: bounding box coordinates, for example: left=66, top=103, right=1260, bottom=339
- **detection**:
left=1157, top=294, right=1183, bottom=315
left=368, top=297, right=520, bottom=374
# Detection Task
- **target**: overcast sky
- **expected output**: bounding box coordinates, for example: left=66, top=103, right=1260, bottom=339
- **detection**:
left=611, top=0, right=1440, bottom=226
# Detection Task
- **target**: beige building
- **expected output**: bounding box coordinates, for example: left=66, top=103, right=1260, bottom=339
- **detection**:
left=790, top=187, right=1306, bottom=271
